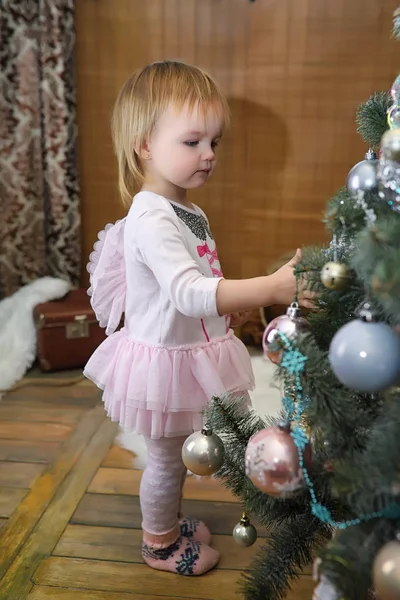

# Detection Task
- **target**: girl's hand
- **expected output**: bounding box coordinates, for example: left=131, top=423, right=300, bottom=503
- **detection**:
left=230, top=311, right=251, bottom=328
left=270, top=249, right=316, bottom=309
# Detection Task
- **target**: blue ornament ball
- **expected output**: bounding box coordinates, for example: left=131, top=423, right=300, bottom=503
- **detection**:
left=329, top=319, right=400, bottom=393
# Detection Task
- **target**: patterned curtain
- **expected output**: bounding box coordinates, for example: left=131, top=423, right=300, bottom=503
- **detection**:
left=0, top=0, right=81, bottom=298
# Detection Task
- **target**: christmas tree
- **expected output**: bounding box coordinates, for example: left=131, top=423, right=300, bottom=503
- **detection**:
left=205, top=10, right=400, bottom=600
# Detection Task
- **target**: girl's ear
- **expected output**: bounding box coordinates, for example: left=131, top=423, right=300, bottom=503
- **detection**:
left=135, top=138, right=151, bottom=160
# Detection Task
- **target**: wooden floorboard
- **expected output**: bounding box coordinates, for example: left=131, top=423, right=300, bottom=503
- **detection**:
left=27, top=587, right=204, bottom=599
left=5, top=384, right=98, bottom=402
left=0, top=421, right=72, bottom=443
left=0, top=439, right=61, bottom=463
left=0, top=488, right=28, bottom=517
left=33, top=556, right=314, bottom=599
left=0, top=418, right=117, bottom=600
left=102, top=445, right=137, bottom=468
left=0, top=462, right=44, bottom=488
left=0, top=404, right=84, bottom=425
left=0, top=404, right=108, bottom=581
left=33, top=556, right=243, bottom=599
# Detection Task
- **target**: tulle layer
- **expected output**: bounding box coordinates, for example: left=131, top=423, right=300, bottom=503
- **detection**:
left=84, top=328, right=254, bottom=439
left=87, top=219, right=126, bottom=335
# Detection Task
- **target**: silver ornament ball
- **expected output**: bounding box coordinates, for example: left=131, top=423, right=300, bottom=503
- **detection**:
left=346, top=152, right=378, bottom=196
left=232, top=513, right=258, bottom=547
left=262, top=302, right=311, bottom=364
left=373, top=540, right=400, bottom=600
left=329, top=318, right=400, bottom=393
left=182, top=426, right=225, bottom=476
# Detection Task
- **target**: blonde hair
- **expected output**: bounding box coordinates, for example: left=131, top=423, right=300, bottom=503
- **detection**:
left=111, top=60, right=230, bottom=206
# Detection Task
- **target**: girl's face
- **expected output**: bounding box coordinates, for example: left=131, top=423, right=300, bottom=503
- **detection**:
left=142, top=101, right=224, bottom=196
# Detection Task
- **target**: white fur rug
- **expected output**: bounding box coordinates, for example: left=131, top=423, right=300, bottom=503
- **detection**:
left=116, top=352, right=283, bottom=469
left=0, top=277, right=71, bottom=394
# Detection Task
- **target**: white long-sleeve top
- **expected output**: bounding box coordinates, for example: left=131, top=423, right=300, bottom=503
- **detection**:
left=124, top=191, right=228, bottom=347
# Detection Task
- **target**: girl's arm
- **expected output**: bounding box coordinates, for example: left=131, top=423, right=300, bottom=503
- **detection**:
left=135, top=210, right=313, bottom=318
left=216, top=250, right=314, bottom=314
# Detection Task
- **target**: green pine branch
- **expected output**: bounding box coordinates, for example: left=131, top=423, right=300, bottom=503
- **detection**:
left=352, top=216, right=400, bottom=323
left=320, top=521, right=398, bottom=600
left=240, top=514, right=331, bottom=600
left=332, top=391, right=400, bottom=516
left=356, top=92, right=391, bottom=149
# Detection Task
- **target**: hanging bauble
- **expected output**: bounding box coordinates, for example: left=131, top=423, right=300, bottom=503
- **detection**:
left=380, top=128, right=400, bottom=162
left=373, top=540, right=400, bottom=600
left=329, top=306, right=400, bottom=393
left=262, top=302, right=311, bottom=364
left=245, top=421, right=312, bottom=498
left=388, top=75, right=400, bottom=129
left=346, top=149, right=379, bottom=197
left=377, top=128, right=400, bottom=214
left=320, top=261, right=351, bottom=291
left=232, top=512, right=258, bottom=547
left=182, top=425, right=225, bottom=476
left=390, top=74, right=400, bottom=106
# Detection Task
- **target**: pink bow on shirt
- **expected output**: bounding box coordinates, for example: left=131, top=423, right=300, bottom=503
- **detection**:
left=197, top=243, right=218, bottom=262
left=197, top=243, right=223, bottom=278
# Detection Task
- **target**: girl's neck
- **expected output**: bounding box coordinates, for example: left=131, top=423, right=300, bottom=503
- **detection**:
left=141, top=180, right=191, bottom=208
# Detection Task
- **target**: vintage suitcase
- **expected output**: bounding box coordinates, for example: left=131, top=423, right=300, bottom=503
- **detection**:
left=34, top=288, right=107, bottom=372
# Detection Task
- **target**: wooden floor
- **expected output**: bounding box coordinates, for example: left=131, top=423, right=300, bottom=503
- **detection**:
left=0, top=377, right=314, bottom=600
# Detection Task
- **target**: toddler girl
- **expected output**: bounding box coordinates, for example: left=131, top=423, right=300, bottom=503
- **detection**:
left=84, top=60, right=313, bottom=577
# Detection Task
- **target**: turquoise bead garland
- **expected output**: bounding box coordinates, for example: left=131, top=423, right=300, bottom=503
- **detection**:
left=277, top=331, right=400, bottom=528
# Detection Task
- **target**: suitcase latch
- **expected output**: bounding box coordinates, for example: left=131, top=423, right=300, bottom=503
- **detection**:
left=66, top=315, right=90, bottom=339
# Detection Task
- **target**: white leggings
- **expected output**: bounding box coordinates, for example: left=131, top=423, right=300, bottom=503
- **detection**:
left=140, top=435, right=187, bottom=537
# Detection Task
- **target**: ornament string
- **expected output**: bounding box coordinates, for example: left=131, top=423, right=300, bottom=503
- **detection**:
left=355, top=190, right=377, bottom=225
left=332, top=234, right=338, bottom=263
left=294, top=271, right=300, bottom=305
left=278, top=331, right=400, bottom=529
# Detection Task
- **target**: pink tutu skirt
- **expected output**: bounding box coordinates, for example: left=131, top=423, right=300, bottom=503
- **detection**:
left=84, top=327, right=255, bottom=439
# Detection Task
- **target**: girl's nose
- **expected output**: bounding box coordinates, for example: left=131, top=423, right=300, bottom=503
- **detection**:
left=202, top=146, right=215, bottom=161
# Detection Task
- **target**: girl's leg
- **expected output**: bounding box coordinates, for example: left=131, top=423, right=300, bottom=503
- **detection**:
left=140, top=435, right=219, bottom=575
left=177, top=462, right=187, bottom=520
left=177, top=462, right=211, bottom=545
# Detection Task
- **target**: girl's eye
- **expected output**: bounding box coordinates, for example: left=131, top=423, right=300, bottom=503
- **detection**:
left=211, top=140, right=220, bottom=149
left=185, top=141, right=199, bottom=147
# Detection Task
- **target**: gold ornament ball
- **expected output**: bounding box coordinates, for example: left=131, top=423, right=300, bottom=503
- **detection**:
left=373, top=540, right=400, bottom=600
left=320, top=261, right=351, bottom=290
left=232, top=513, right=258, bottom=547
left=182, top=427, right=225, bottom=476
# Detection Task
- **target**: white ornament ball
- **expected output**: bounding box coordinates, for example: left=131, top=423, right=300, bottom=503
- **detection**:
left=329, top=319, right=400, bottom=393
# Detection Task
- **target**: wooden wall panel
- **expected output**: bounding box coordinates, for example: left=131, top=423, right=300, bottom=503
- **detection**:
left=76, top=0, right=399, bottom=283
